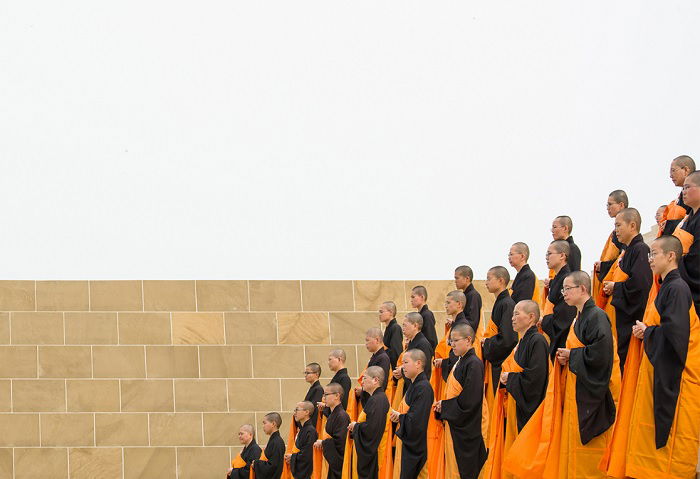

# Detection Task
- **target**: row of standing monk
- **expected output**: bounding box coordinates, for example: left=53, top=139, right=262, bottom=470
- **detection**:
left=228, top=155, right=700, bottom=479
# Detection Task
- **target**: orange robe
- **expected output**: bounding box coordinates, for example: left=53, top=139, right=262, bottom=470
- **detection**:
left=592, top=232, right=622, bottom=298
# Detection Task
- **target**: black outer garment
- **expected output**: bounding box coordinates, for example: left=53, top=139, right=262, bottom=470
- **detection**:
left=405, top=332, right=434, bottom=382
left=597, top=231, right=625, bottom=282
left=678, top=208, right=700, bottom=315
left=541, top=264, right=578, bottom=360
left=395, top=372, right=434, bottom=479
left=644, top=269, right=693, bottom=449
left=436, top=348, right=487, bottom=479
left=229, top=440, right=262, bottom=479
left=383, top=319, right=404, bottom=370
left=322, top=405, right=350, bottom=479
left=419, top=305, right=438, bottom=350
left=323, top=368, right=351, bottom=414
left=568, top=298, right=616, bottom=445
left=566, top=235, right=582, bottom=272
left=441, top=311, right=467, bottom=382
left=360, top=349, right=391, bottom=407
left=289, top=420, right=318, bottom=479
left=300, top=381, right=324, bottom=428
left=351, top=389, right=390, bottom=479
left=662, top=191, right=692, bottom=237
left=611, top=234, right=652, bottom=368
left=253, top=430, right=285, bottom=479
left=504, top=326, right=549, bottom=431
left=463, top=283, right=483, bottom=334
left=482, top=290, right=517, bottom=394
left=511, top=264, right=536, bottom=304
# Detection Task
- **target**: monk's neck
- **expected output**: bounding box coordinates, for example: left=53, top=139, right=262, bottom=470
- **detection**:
left=553, top=264, right=564, bottom=274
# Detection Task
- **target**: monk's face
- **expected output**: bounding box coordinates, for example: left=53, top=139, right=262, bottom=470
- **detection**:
left=614, top=215, right=636, bottom=245
left=670, top=161, right=689, bottom=187
left=545, top=246, right=565, bottom=270
left=512, top=304, right=534, bottom=335
left=365, top=335, right=381, bottom=353
left=607, top=196, right=625, bottom=218
left=562, top=278, right=584, bottom=306
left=294, top=403, right=311, bottom=422
left=361, top=374, right=379, bottom=392
left=444, top=297, right=462, bottom=315
left=401, top=354, right=423, bottom=380
left=378, top=304, right=393, bottom=323
left=401, top=317, right=419, bottom=340
left=410, top=291, right=425, bottom=309
left=484, top=272, right=503, bottom=294
left=682, top=176, right=700, bottom=209
left=304, top=366, right=319, bottom=384
left=655, top=206, right=666, bottom=227
left=454, top=273, right=469, bottom=290
left=262, top=418, right=276, bottom=435
left=649, top=242, right=673, bottom=275
left=238, top=426, right=253, bottom=445
left=508, top=245, right=526, bottom=268
left=551, top=220, right=568, bottom=240
left=323, top=387, right=341, bottom=408
left=327, top=354, right=343, bottom=372
left=450, top=333, right=471, bottom=356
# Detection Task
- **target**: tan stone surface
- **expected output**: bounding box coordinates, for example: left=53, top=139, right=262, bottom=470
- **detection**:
left=0, top=414, right=40, bottom=446
left=41, top=413, right=94, bottom=446
left=149, top=413, right=203, bottom=446
left=0, top=448, right=11, bottom=478
left=249, top=281, right=301, bottom=311
left=0, top=381, right=10, bottom=412
left=354, top=280, right=406, bottom=312
left=11, top=312, right=64, bottom=345
left=280, top=378, right=313, bottom=412
left=146, top=346, right=199, bottom=378
left=12, top=380, right=66, bottom=412
left=278, top=312, right=330, bottom=344
left=0, top=346, right=37, bottom=378
left=177, top=447, right=230, bottom=479
left=69, top=447, right=121, bottom=479
left=203, top=412, right=256, bottom=446
left=121, top=380, right=174, bottom=412
left=196, top=280, right=249, bottom=311
left=225, top=312, right=277, bottom=344
left=228, top=379, right=280, bottom=411
left=175, top=379, right=228, bottom=412
left=93, top=346, right=146, bottom=378
left=124, top=447, right=176, bottom=479
left=67, top=380, right=120, bottom=412
left=172, top=312, right=225, bottom=344
left=90, top=280, right=143, bottom=311
left=329, top=312, right=379, bottom=344
left=38, top=346, right=91, bottom=378
left=0, top=280, right=35, bottom=311
left=143, top=280, right=196, bottom=311
left=65, top=312, right=118, bottom=344
left=95, top=413, right=149, bottom=446
left=0, top=313, right=9, bottom=344
left=118, top=312, right=171, bottom=344
left=36, top=281, right=89, bottom=311
left=199, top=346, right=252, bottom=378
left=301, top=281, right=354, bottom=311
left=252, top=346, right=304, bottom=378
left=304, top=344, right=359, bottom=377
left=15, top=447, right=67, bottom=478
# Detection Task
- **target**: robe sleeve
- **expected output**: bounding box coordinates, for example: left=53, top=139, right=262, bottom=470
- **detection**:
left=439, top=359, right=483, bottom=427
left=322, top=412, right=349, bottom=466
left=422, top=310, right=439, bottom=350
left=611, top=245, right=653, bottom=314
left=352, top=397, right=385, bottom=441
left=512, top=272, right=535, bottom=303
left=385, top=327, right=403, bottom=369
left=396, top=383, right=434, bottom=443
left=290, top=426, right=317, bottom=478
left=254, top=438, right=284, bottom=478
left=483, top=301, right=518, bottom=364
left=465, top=295, right=482, bottom=333
left=506, top=335, right=549, bottom=411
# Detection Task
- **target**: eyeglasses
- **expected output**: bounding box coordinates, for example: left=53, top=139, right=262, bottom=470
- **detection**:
left=561, top=285, right=580, bottom=295
left=323, top=392, right=339, bottom=397
left=303, top=371, right=315, bottom=375
left=545, top=251, right=561, bottom=257
left=447, top=337, right=469, bottom=346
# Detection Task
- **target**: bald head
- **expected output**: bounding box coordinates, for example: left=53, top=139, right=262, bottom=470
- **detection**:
left=240, top=423, right=255, bottom=440
left=488, top=266, right=510, bottom=285
left=455, top=265, right=474, bottom=281
left=653, top=235, right=683, bottom=263
left=515, top=300, right=540, bottom=321
left=566, top=270, right=592, bottom=295
left=366, top=327, right=383, bottom=341
left=329, top=349, right=346, bottom=363
left=511, top=242, right=530, bottom=260
left=550, top=240, right=571, bottom=257
left=382, top=301, right=397, bottom=316
left=555, top=216, right=573, bottom=234
left=672, top=155, right=696, bottom=172
left=450, top=323, right=475, bottom=341
left=365, top=366, right=386, bottom=386
left=404, top=348, right=427, bottom=370
left=616, top=208, right=642, bottom=232
left=608, top=190, right=629, bottom=208
left=446, top=290, right=466, bottom=307
left=687, top=171, right=700, bottom=187
left=404, top=312, right=424, bottom=330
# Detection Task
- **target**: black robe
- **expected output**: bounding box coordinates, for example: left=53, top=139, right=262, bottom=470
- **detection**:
left=441, top=312, right=468, bottom=381
left=510, top=264, right=536, bottom=304
left=597, top=231, right=625, bottom=282
left=290, top=420, right=318, bottom=479
left=643, top=269, right=693, bottom=448
left=396, top=372, right=434, bottom=479
left=482, top=290, right=517, bottom=394
left=504, top=326, right=549, bottom=431
left=437, top=349, right=487, bottom=479
left=328, top=368, right=352, bottom=411
left=383, top=319, right=404, bottom=370
left=300, top=381, right=324, bottom=428
left=662, top=191, right=692, bottom=236
left=254, top=430, right=285, bottom=479
left=611, top=234, right=652, bottom=368
left=678, top=208, right=700, bottom=316
left=463, top=283, right=483, bottom=334
left=541, top=265, right=578, bottom=360
left=566, top=235, right=582, bottom=272
left=229, top=440, right=262, bottom=479
left=360, top=349, right=391, bottom=406
left=322, top=405, right=350, bottom=479
left=405, top=332, right=433, bottom=381
left=568, top=298, right=616, bottom=445
left=352, top=390, right=390, bottom=479
left=419, top=305, right=438, bottom=350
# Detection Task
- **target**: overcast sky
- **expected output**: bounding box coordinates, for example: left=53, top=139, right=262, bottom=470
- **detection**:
left=1, top=1, right=698, bottom=280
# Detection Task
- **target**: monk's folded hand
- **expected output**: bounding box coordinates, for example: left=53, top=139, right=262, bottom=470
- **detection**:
left=392, top=367, right=403, bottom=379
left=500, top=371, right=509, bottom=384
left=632, top=320, right=647, bottom=339
left=389, top=409, right=400, bottom=422
left=313, top=440, right=323, bottom=450
left=348, top=422, right=356, bottom=432
left=433, top=358, right=442, bottom=368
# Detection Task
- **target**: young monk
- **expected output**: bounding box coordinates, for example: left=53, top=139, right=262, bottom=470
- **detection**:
left=483, top=300, right=548, bottom=479
left=287, top=401, right=319, bottom=479
left=592, top=190, right=627, bottom=296
left=390, top=349, right=434, bottom=479
left=508, top=242, right=539, bottom=304
left=380, top=301, right=403, bottom=370
left=348, top=366, right=391, bottom=479
left=227, top=424, right=262, bottom=479
left=356, top=328, right=391, bottom=406
left=314, top=383, right=350, bottom=479
left=454, top=265, right=482, bottom=334
left=325, top=350, right=351, bottom=411
left=300, top=363, right=324, bottom=428
left=434, top=290, right=468, bottom=382
left=551, top=215, right=582, bottom=271
left=434, top=323, right=487, bottom=479
left=603, top=235, right=700, bottom=478
left=411, top=285, right=438, bottom=350
left=252, top=412, right=286, bottom=479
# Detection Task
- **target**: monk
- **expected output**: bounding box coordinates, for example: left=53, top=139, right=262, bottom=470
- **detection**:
left=661, top=155, right=695, bottom=235
left=227, top=424, right=262, bottom=479
left=380, top=301, right=403, bottom=370
left=348, top=366, right=391, bottom=479
left=314, top=383, right=350, bottom=479
left=551, top=215, right=582, bottom=271
left=287, top=402, right=319, bottom=479
left=301, top=363, right=324, bottom=428
left=411, top=285, right=438, bottom=350
left=356, top=328, right=391, bottom=406
left=678, top=170, right=700, bottom=315
left=620, top=235, right=700, bottom=478
left=602, top=207, right=652, bottom=368
left=390, top=349, right=434, bottom=479
left=482, top=266, right=517, bottom=395
left=482, top=300, right=548, bottom=479
left=593, top=190, right=627, bottom=296
left=435, top=290, right=468, bottom=382
left=252, top=412, right=286, bottom=479
left=328, top=350, right=351, bottom=410
left=454, top=265, right=482, bottom=334
left=396, top=312, right=434, bottom=381
left=434, top=323, right=487, bottom=479
left=508, top=242, right=539, bottom=303
left=540, top=240, right=578, bottom=360
left=655, top=204, right=667, bottom=233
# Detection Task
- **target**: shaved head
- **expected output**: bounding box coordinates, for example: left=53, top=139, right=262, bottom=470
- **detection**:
left=306, top=362, right=321, bottom=376
left=366, top=327, right=383, bottom=341
left=405, top=312, right=424, bottom=329
left=550, top=240, right=570, bottom=257
left=515, top=300, right=540, bottom=321
left=455, top=265, right=474, bottom=280
left=566, top=271, right=592, bottom=295
left=330, top=349, right=346, bottom=362
left=404, top=348, right=427, bottom=369
left=264, top=412, right=282, bottom=428
left=653, top=235, right=683, bottom=263
left=609, top=190, right=629, bottom=208
left=555, top=215, right=573, bottom=234
left=446, top=290, right=466, bottom=307
left=382, top=301, right=397, bottom=316
left=617, top=208, right=642, bottom=232
left=450, top=323, right=475, bottom=341
left=672, top=155, right=696, bottom=172
left=488, top=266, right=510, bottom=284
left=240, top=423, right=255, bottom=438
left=365, top=366, right=386, bottom=385
left=325, top=382, right=344, bottom=398
left=687, top=171, right=700, bottom=187
left=511, top=242, right=530, bottom=260
left=411, top=285, right=428, bottom=300
left=297, top=401, right=315, bottom=415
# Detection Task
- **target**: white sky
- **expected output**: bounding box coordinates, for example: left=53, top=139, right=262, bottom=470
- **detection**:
left=1, top=1, right=698, bottom=280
